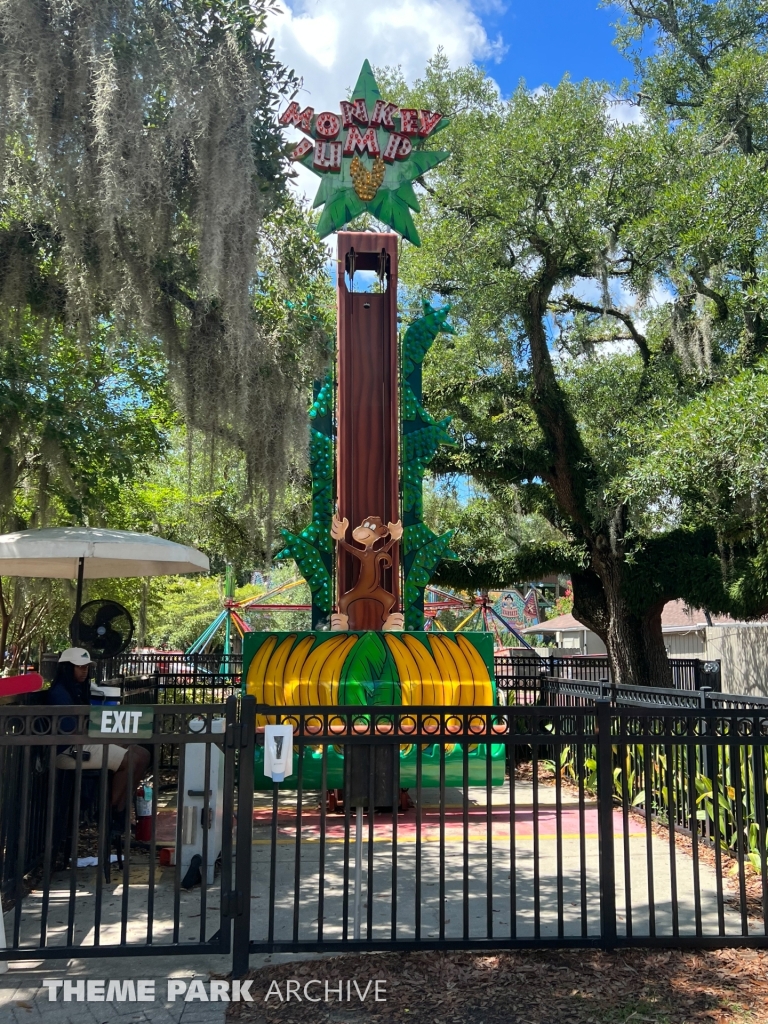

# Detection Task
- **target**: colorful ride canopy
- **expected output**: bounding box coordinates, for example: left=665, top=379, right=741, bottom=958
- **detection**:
left=281, top=60, right=449, bottom=245
left=245, top=630, right=503, bottom=791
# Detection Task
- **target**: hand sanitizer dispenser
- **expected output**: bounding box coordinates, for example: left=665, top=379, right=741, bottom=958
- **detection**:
left=264, top=724, right=293, bottom=782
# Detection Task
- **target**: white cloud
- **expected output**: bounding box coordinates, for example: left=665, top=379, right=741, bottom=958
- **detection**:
left=268, top=0, right=504, bottom=113
left=607, top=98, right=647, bottom=126
left=271, top=0, right=505, bottom=205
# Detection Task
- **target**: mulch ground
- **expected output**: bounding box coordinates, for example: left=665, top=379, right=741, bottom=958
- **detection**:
left=227, top=947, right=768, bottom=1023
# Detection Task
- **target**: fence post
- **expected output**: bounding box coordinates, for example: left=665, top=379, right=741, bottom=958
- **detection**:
left=0, top=886, right=6, bottom=972
left=541, top=668, right=551, bottom=708
left=700, top=687, right=716, bottom=838
left=693, top=659, right=702, bottom=691
left=595, top=698, right=617, bottom=948
left=751, top=730, right=768, bottom=914
left=232, top=695, right=255, bottom=979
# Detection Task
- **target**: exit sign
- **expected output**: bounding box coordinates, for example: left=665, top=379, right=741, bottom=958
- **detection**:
left=88, top=706, right=154, bottom=738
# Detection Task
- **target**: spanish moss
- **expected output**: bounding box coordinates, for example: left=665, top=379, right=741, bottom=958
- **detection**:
left=0, top=0, right=322, bottom=495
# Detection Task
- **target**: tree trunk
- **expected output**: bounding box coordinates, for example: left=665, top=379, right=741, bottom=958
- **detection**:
left=524, top=277, right=672, bottom=688
left=595, top=553, right=672, bottom=687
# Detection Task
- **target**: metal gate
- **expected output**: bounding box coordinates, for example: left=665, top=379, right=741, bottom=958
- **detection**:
left=238, top=700, right=768, bottom=973
left=0, top=695, right=254, bottom=961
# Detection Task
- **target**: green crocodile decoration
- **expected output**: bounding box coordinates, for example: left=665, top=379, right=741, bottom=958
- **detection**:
left=277, top=302, right=456, bottom=631
left=401, top=300, right=457, bottom=629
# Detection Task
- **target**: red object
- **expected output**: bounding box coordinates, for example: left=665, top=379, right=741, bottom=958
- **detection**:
left=135, top=815, right=152, bottom=842
left=336, top=232, right=400, bottom=629
left=0, top=672, right=43, bottom=697
left=135, top=785, right=153, bottom=841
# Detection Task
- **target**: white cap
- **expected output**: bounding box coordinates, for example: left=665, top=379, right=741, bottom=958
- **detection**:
left=58, top=647, right=93, bottom=666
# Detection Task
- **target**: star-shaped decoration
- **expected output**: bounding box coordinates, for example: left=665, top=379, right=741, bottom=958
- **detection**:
left=280, top=60, right=450, bottom=246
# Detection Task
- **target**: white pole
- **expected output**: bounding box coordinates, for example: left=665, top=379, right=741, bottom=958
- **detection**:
left=353, top=805, right=363, bottom=940
left=0, top=901, right=8, bottom=973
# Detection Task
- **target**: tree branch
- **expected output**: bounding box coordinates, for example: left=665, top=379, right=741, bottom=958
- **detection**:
left=689, top=268, right=729, bottom=322
left=158, top=278, right=198, bottom=314
left=553, top=294, right=651, bottom=365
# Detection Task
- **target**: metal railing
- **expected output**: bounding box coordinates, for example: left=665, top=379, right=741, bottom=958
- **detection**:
left=122, top=675, right=242, bottom=707
left=542, top=676, right=768, bottom=713
left=241, top=701, right=768, bottom=962
left=494, top=655, right=722, bottom=703
left=120, top=676, right=242, bottom=770
left=39, top=648, right=720, bottom=693
left=5, top=696, right=768, bottom=978
left=102, top=651, right=243, bottom=679
left=0, top=698, right=250, bottom=959
left=543, top=677, right=708, bottom=710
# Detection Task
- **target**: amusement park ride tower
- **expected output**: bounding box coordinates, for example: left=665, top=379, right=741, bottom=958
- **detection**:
left=243, top=63, right=500, bottom=786
left=334, top=231, right=400, bottom=631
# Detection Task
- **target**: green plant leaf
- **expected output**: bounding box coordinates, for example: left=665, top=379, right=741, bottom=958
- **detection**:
left=338, top=632, right=401, bottom=706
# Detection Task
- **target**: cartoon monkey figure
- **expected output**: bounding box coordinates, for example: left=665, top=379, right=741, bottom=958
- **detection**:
left=331, top=514, right=404, bottom=631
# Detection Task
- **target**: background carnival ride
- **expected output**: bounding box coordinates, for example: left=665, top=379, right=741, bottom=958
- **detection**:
left=186, top=574, right=542, bottom=668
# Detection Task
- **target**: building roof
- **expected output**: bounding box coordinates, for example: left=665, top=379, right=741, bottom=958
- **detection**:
left=523, top=600, right=745, bottom=636
left=660, top=600, right=734, bottom=629
left=522, top=612, right=582, bottom=634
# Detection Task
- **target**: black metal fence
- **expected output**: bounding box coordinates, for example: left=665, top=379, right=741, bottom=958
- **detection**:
left=5, top=694, right=768, bottom=978
left=39, top=648, right=720, bottom=697
left=0, top=698, right=250, bottom=960
left=244, top=700, right=768, bottom=962
left=39, top=651, right=244, bottom=684
left=102, top=651, right=243, bottom=680
left=122, top=675, right=242, bottom=707
left=120, top=677, right=242, bottom=770
left=542, top=676, right=765, bottom=712
left=494, top=655, right=722, bottom=703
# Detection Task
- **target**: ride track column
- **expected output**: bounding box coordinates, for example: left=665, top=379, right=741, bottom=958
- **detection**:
left=336, top=231, right=400, bottom=630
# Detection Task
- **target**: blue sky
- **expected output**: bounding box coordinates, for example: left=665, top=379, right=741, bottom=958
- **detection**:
left=266, top=1, right=653, bottom=503
left=484, top=1, right=634, bottom=93
left=267, top=1, right=640, bottom=113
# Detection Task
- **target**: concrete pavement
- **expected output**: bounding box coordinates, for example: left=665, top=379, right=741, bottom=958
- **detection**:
left=1, top=781, right=747, bottom=1023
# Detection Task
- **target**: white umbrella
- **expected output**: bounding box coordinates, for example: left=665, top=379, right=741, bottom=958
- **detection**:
left=0, top=527, right=208, bottom=579
left=0, top=527, right=209, bottom=643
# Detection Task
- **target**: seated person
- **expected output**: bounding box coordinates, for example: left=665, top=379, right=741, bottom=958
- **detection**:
left=48, top=647, right=150, bottom=822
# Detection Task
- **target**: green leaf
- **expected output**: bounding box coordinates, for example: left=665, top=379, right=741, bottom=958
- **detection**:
left=338, top=632, right=401, bottom=706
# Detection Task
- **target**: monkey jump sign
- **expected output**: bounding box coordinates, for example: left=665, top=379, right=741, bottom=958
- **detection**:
left=280, top=60, right=449, bottom=245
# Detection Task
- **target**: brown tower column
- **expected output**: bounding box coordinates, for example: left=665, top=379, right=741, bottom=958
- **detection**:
left=336, top=232, right=400, bottom=630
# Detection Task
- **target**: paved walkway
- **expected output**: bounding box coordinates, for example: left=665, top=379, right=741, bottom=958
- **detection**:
left=252, top=783, right=741, bottom=943
left=1, top=782, right=746, bottom=1022
left=0, top=950, right=321, bottom=1024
